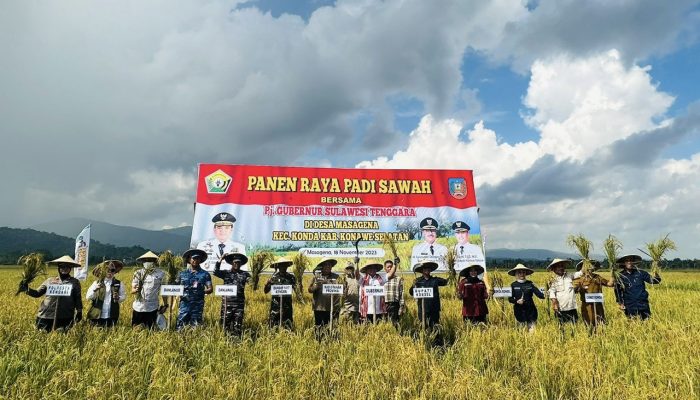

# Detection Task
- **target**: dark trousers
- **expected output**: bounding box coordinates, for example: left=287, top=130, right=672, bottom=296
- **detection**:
left=90, top=318, right=117, bottom=328
left=385, top=301, right=401, bottom=325
left=463, top=315, right=487, bottom=324
left=556, top=309, right=579, bottom=324
left=314, top=310, right=331, bottom=327
left=625, top=309, right=651, bottom=320
left=132, top=310, right=158, bottom=328
left=222, top=307, right=245, bottom=336
left=36, top=317, right=73, bottom=332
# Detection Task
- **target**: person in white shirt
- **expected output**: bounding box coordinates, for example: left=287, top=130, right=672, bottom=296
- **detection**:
left=410, top=217, right=448, bottom=271
left=131, top=251, right=168, bottom=329
left=547, top=258, right=583, bottom=324
left=86, top=260, right=127, bottom=327
left=355, top=262, right=395, bottom=323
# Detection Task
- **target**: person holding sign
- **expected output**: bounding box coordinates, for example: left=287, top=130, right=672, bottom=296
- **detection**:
left=86, top=260, right=127, bottom=328
left=573, top=260, right=614, bottom=326
left=547, top=259, right=583, bottom=324
left=614, top=254, right=661, bottom=320
left=176, top=249, right=213, bottom=330
left=457, top=264, right=489, bottom=324
left=409, top=261, right=448, bottom=329
left=508, top=264, right=544, bottom=333
left=214, top=252, right=250, bottom=336
left=309, top=257, right=340, bottom=329
left=197, top=212, right=246, bottom=272
left=410, top=218, right=448, bottom=271
left=264, top=257, right=296, bottom=330
left=356, top=262, right=391, bottom=323
left=19, top=255, right=83, bottom=332
left=340, top=263, right=360, bottom=323
left=131, top=251, right=168, bottom=329
left=383, top=259, right=404, bottom=326
left=451, top=221, right=485, bottom=271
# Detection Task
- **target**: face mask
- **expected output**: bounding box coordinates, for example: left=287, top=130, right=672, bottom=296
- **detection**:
left=517, top=279, right=526, bottom=283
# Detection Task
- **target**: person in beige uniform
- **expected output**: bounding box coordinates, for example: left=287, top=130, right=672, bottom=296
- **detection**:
left=574, top=260, right=614, bottom=326
left=340, top=262, right=360, bottom=323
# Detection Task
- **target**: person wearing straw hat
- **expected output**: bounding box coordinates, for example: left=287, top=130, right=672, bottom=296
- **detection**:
left=410, top=217, right=448, bottom=271
left=508, top=264, right=544, bottom=332
left=176, top=249, right=213, bottom=330
left=131, top=251, right=168, bottom=329
left=86, top=260, right=127, bottom=327
left=547, top=259, right=583, bottom=324
left=340, top=262, right=360, bottom=323
left=308, top=257, right=340, bottom=328
left=409, top=261, right=448, bottom=329
left=355, top=262, right=392, bottom=323
left=264, top=256, right=296, bottom=330
left=22, top=255, right=83, bottom=332
left=214, top=252, right=250, bottom=336
left=573, top=260, right=614, bottom=325
left=457, top=264, right=489, bottom=324
left=197, top=212, right=246, bottom=272
left=452, top=221, right=485, bottom=271
left=613, top=254, right=661, bottom=320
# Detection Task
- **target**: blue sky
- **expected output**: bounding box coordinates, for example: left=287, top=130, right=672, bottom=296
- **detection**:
left=2, top=0, right=700, bottom=257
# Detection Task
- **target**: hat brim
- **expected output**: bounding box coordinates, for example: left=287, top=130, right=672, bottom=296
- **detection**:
left=222, top=252, right=248, bottom=266
left=616, top=254, right=642, bottom=266
left=136, top=251, right=159, bottom=262
left=576, top=260, right=602, bottom=271
left=360, top=263, right=383, bottom=274
left=413, top=262, right=438, bottom=273
left=270, top=261, right=292, bottom=269
left=48, top=256, right=81, bottom=268
left=316, top=259, right=338, bottom=268
left=459, top=265, right=485, bottom=277
left=183, top=249, right=208, bottom=262
left=547, top=260, right=571, bottom=271
left=104, top=260, right=124, bottom=274
left=508, top=267, right=534, bottom=276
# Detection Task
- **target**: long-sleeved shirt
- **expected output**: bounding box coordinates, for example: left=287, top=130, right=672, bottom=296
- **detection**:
left=360, top=273, right=385, bottom=316
left=132, top=268, right=166, bottom=312
left=384, top=276, right=405, bottom=311
left=410, top=275, right=448, bottom=318
left=86, top=278, right=127, bottom=319
left=27, top=276, right=83, bottom=320
left=548, top=271, right=583, bottom=311
left=457, top=277, right=488, bottom=317
left=614, top=269, right=661, bottom=313
left=309, top=272, right=340, bottom=312
left=509, top=280, right=544, bottom=323
left=213, top=265, right=249, bottom=305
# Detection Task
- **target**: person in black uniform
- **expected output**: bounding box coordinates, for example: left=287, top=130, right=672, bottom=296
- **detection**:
left=264, top=257, right=296, bottom=330
left=409, top=261, right=448, bottom=328
left=508, top=264, right=544, bottom=332
left=214, top=252, right=250, bottom=336
left=614, top=254, right=661, bottom=320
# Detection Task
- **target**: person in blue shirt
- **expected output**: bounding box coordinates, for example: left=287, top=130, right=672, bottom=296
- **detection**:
left=214, top=252, right=251, bottom=337
left=176, top=249, right=212, bottom=330
left=614, top=254, right=661, bottom=320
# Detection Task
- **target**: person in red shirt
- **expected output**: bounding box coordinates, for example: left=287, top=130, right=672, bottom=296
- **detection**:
left=457, top=264, right=489, bottom=324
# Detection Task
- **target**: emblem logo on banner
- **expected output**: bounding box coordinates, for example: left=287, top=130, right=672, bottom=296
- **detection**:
left=448, top=178, right=467, bottom=199
left=205, top=169, right=232, bottom=194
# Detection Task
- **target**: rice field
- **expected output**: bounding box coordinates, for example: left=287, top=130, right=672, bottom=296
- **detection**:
left=0, top=267, right=699, bottom=400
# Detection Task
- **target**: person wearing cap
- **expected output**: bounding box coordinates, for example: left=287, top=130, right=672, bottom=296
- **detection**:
left=196, top=212, right=246, bottom=272
left=355, top=261, right=392, bottom=323
left=457, top=264, right=489, bottom=324
left=410, top=217, right=448, bottom=271
left=176, top=249, right=213, bottom=330
left=19, top=256, right=83, bottom=332
left=573, top=260, right=614, bottom=326
left=508, top=264, right=544, bottom=332
left=452, top=221, right=485, bottom=271
left=382, top=259, right=404, bottom=326
left=86, top=260, right=127, bottom=327
left=131, top=251, right=168, bottom=329
left=547, top=259, right=583, bottom=324
left=339, top=262, right=360, bottom=323
left=308, top=258, right=340, bottom=329
left=214, top=252, right=250, bottom=336
left=264, top=257, right=296, bottom=330
left=614, top=254, right=661, bottom=320
left=409, top=261, right=448, bottom=329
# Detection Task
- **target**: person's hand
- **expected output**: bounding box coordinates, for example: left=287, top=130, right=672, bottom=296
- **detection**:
left=618, top=303, right=626, bottom=310
left=158, top=304, right=168, bottom=314
left=75, top=312, right=82, bottom=322
left=516, top=299, right=524, bottom=305
left=18, top=282, right=28, bottom=293
left=215, top=260, right=222, bottom=269
left=552, top=304, right=560, bottom=313
left=354, top=256, right=360, bottom=265
left=394, top=257, right=400, bottom=265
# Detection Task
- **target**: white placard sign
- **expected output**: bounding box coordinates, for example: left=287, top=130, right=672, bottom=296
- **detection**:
left=413, top=287, right=434, bottom=298
left=585, top=293, right=604, bottom=303
left=160, top=285, right=184, bottom=296
left=322, top=284, right=344, bottom=295
left=493, top=287, right=512, bottom=298
left=215, top=285, right=238, bottom=297
left=271, top=285, right=293, bottom=296
left=364, top=286, right=385, bottom=296
left=46, top=284, right=72, bottom=297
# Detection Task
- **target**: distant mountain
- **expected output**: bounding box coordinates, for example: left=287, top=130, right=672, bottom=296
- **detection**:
left=0, top=227, right=148, bottom=264
left=32, top=218, right=190, bottom=253
left=488, top=248, right=596, bottom=260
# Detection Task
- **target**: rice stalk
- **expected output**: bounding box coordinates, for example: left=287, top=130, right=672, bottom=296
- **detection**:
left=292, top=252, right=310, bottom=303
left=16, top=252, right=46, bottom=295
left=567, top=234, right=593, bottom=278
left=445, top=247, right=458, bottom=291
left=249, top=251, right=275, bottom=291
left=159, top=251, right=183, bottom=285
left=646, top=234, right=677, bottom=276
left=603, top=234, right=623, bottom=284
left=382, top=235, right=398, bottom=261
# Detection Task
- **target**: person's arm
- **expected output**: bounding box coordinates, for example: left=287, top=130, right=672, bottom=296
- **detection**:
left=118, top=283, right=127, bottom=303
left=480, top=282, right=489, bottom=300
left=533, top=284, right=545, bottom=299
left=73, top=281, right=83, bottom=322
left=456, top=279, right=465, bottom=299
left=398, top=278, right=405, bottom=314
left=264, top=274, right=273, bottom=294
left=614, top=279, right=625, bottom=309
left=86, top=281, right=99, bottom=300
left=308, top=276, right=319, bottom=293
left=644, top=270, right=662, bottom=285
left=130, top=271, right=140, bottom=294
left=26, top=280, right=48, bottom=298
left=436, top=277, right=448, bottom=286
left=408, top=282, right=415, bottom=297
left=508, top=283, right=520, bottom=304
left=203, top=275, right=213, bottom=295
left=387, top=262, right=397, bottom=280
left=213, top=260, right=224, bottom=279
left=548, top=285, right=559, bottom=312
left=573, top=271, right=583, bottom=279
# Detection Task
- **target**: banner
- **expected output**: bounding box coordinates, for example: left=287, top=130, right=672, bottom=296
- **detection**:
left=74, top=224, right=90, bottom=280
left=190, top=165, right=484, bottom=272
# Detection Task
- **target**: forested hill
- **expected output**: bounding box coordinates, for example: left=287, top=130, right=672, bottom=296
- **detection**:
left=0, top=227, right=148, bottom=265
